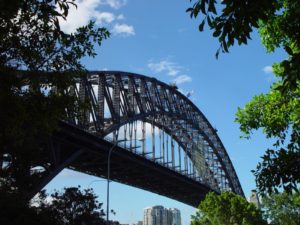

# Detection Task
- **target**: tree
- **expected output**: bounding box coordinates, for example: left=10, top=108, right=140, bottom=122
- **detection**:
left=0, top=0, right=109, bottom=198
left=0, top=186, right=106, bottom=225
left=191, top=192, right=267, bottom=225
left=235, top=82, right=300, bottom=194
left=0, top=189, right=57, bottom=225
left=43, top=187, right=106, bottom=225
left=187, top=0, right=300, bottom=194
left=262, top=191, right=300, bottom=225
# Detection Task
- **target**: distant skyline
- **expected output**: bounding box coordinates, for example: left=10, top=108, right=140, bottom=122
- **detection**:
left=46, top=1, right=286, bottom=225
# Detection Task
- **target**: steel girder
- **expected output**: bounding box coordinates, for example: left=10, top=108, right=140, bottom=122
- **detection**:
left=64, top=71, right=244, bottom=197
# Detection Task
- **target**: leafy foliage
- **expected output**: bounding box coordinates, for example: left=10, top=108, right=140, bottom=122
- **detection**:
left=235, top=78, right=300, bottom=194
left=187, top=0, right=278, bottom=57
left=187, top=0, right=300, bottom=194
left=0, top=190, right=56, bottom=225
left=187, top=0, right=300, bottom=92
left=253, top=148, right=300, bottom=195
left=45, top=187, right=106, bottom=225
left=191, top=192, right=267, bottom=225
left=0, top=0, right=109, bottom=197
left=0, top=0, right=109, bottom=71
left=0, top=186, right=106, bottom=225
left=262, top=191, right=300, bottom=225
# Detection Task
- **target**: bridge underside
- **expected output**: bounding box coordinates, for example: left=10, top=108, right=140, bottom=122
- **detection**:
left=57, top=122, right=212, bottom=207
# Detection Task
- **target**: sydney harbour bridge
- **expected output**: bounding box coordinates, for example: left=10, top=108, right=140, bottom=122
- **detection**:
left=29, top=71, right=244, bottom=207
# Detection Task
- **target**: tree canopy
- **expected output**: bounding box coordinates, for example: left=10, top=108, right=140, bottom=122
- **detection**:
left=261, top=191, right=300, bottom=225
left=191, top=192, right=267, bottom=225
left=235, top=81, right=300, bottom=193
left=0, top=186, right=106, bottom=225
left=0, top=0, right=109, bottom=197
left=44, top=187, right=106, bottom=225
left=187, top=0, right=300, bottom=194
left=0, top=0, right=109, bottom=71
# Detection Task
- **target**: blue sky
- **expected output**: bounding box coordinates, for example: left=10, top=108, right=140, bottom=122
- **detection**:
left=46, top=1, right=286, bottom=225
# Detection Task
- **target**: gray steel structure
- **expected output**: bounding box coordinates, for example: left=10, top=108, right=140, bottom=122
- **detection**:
left=24, top=71, right=244, bottom=205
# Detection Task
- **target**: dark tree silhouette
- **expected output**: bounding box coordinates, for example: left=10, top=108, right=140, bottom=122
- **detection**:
left=0, top=0, right=109, bottom=197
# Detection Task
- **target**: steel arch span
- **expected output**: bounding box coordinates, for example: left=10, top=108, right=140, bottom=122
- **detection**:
left=26, top=71, right=244, bottom=206
left=70, top=71, right=243, bottom=193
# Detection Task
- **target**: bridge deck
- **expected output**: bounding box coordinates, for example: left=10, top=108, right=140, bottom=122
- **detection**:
left=56, top=122, right=213, bottom=207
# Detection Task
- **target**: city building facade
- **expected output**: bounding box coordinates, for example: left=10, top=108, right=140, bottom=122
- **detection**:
left=143, top=206, right=181, bottom=225
left=168, top=208, right=181, bottom=225
left=249, top=190, right=261, bottom=209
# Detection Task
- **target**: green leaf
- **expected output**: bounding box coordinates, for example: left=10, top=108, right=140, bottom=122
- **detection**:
left=284, top=45, right=293, bottom=55
left=199, top=19, right=205, bottom=31
left=213, top=29, right=221, bottom=37
left=200, top=0, right=206, bottom=15
left=207, top=16, right=212, bottom=27
left=215, top=47, right=221, bottom=59
left=222, top=41, right=228, bottom=52
left=208, top=0, right=217, bottom=14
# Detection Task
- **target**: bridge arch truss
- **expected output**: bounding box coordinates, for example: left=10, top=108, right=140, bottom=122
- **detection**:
left=65, top=71, right=244, bottom=197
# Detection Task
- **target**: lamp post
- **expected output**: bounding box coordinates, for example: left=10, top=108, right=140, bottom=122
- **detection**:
left=87, top=179, right=105, bottom=189
left=106, top=138, right=126, bottom=225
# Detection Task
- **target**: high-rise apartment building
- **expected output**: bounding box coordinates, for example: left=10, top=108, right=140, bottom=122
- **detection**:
left=144, top=207, right=152, bottom=225
left=143, top=206, right=181, bottom=225
left=168, top=208, right=181, bottom=225
left=249, top=190, right=261, bottom=209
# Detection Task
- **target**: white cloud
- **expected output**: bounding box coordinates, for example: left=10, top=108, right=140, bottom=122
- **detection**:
left=59, top=0, right=101, bottom=33
left=95, top=12, right=116, bottom=24
left=58, top=0, right=132, bottom=34
left=113, top=121, right=152, bottom=141
left=172, top=75, right=192, bottom=84
left=148, top=60, right=180, bottom=76
left=112, top=23, right=135, bottom=36
left=263, top=65, right=273, bottom=74
left=100, top=0, right=127, bottom=9
left=148, top=59, right=192, bottom=85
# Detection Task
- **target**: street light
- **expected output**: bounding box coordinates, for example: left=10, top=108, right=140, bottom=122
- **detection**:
left=106, top=138, right=126, bottom=225
left=87, top=179, right=105, bottom=189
